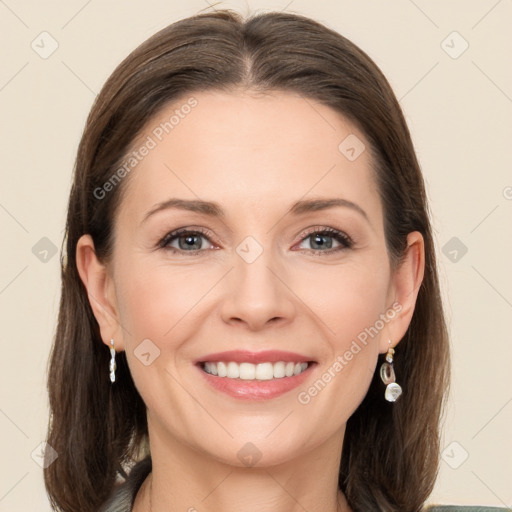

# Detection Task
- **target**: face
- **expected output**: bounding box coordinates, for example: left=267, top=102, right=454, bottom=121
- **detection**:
left=82, top=90, right=421, bottom=467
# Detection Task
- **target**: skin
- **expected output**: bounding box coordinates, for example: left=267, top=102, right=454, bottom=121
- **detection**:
left=76, top=90, right=424, bottom=512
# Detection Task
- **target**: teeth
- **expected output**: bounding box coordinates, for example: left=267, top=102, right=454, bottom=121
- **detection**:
left=202, top=361, right=309, bottom=380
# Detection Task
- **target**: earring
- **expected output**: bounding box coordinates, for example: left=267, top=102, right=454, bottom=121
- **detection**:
left=379, top=340, right=402, bottom=402
left=109, top=338, right=117, bottom=383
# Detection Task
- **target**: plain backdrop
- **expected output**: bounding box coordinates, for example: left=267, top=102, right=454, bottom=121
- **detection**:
left=0, top=0, right=511, bottom=509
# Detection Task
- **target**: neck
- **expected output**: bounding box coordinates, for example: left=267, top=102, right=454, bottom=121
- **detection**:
left=134, top=419, right=352, bottom=512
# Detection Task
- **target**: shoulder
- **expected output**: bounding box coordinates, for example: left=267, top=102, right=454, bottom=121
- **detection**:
left=425, top=506, right=510, bottom=511
left=99, top=456, right=152, bottom=512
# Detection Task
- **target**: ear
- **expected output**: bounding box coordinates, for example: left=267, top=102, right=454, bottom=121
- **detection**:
left=380, top=231, right=425, bottom=354
left=75, top=234, right=125, bottom=352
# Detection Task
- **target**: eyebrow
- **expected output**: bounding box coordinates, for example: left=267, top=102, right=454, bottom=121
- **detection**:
left=141, top=197, right=371, bottom=226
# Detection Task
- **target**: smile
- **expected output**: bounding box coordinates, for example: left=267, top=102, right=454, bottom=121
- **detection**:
left=201, top=361, right=310, bottom=380
left=196, top=360, right=317, bottom=401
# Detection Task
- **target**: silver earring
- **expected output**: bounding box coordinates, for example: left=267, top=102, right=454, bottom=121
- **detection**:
left=109, top=339, right=117, bottom=383
left=380, top=340, right=402, bottom=402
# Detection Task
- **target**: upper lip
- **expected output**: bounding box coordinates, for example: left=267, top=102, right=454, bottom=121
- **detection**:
left=195, top=350, right=315, bottom=365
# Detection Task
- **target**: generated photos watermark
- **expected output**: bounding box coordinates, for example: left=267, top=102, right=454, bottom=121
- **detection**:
left=93, top=96, right=198, bottom=200
left=297, top=301, right=403, bottom=405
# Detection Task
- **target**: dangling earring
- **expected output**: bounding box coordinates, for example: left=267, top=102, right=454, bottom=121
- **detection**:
left=380, top=340, right=402, bottom=402
left=109, top=338, right=117, bottom=383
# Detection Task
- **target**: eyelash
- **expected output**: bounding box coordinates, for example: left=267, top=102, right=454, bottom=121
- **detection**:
left=157, top=226, right=354, bottom=256
left=297, top=227, right=354, bottom=255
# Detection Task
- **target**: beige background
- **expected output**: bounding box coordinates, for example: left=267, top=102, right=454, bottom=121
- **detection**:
left=0, top=0, right=511, bottom=509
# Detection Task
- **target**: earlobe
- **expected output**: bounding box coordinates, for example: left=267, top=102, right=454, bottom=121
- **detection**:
left=75, top=234, right=124, bottom=351
left=381, top=231, right=425, bottom=353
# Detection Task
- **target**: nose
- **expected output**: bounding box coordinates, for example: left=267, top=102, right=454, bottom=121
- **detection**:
left=219, top=246, right=296, bottom=331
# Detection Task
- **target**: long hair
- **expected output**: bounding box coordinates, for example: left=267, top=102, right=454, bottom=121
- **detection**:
left=44, top=9, right=450, bottom=511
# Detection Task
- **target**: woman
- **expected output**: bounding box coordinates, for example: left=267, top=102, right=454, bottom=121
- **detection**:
left=43, top=8, right=496, bottom=512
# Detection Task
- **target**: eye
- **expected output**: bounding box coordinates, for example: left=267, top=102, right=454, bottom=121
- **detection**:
left=157, top=226, right=354, bottom=256
left=294, top=227, right=353, bottom=255
left=158, top=227, right=216, bottom=254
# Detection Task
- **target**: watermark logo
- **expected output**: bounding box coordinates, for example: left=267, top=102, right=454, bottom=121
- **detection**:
left=31, top=441, right=58, bottom=468
left=237, top=442, right=262, bottom=467
left=441, top=441, right=469, bottom=469
left=441, top=31, right=469, bottom=60
left=31, top=31, right=59, bottom=59
left=442, top=236, right=468, bottom=263
left=236, top=236, right=264, bottom=264
left=32, top=236, right=58, bottom=263
left=134, top=338, right=161, bottom=366
left=338, top=134, right=366, bottom=162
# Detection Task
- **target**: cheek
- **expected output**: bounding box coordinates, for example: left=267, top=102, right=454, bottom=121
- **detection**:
left=113, top=260, right=212, bottom=404
left=116, top=258, right=214, bottom=339
left=291, top=257, right=390, bottom=410
left=294, top=256, right=391, bottom=344
left=293, top=276, right=387, bottom=424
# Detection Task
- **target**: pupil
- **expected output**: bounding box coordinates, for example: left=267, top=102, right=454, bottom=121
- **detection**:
left=312, top=234, right=332, bottom=250
left=180, top=235, right=201, bottom=250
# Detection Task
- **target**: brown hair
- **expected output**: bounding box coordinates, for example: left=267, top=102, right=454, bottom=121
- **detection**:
left=44, top=9, right=450, bottom=511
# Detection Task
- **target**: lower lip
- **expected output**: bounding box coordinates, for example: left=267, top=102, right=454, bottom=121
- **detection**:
left=196, top=363, right=317, bottom=401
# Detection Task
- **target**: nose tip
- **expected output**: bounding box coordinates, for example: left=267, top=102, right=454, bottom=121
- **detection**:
left=220, top=256, right=295, bottom=331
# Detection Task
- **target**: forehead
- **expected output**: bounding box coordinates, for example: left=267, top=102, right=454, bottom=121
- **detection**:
left=117, top=90, right=381, bottom=225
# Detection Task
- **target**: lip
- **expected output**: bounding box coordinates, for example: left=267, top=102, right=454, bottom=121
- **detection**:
left=195, top=349, right=315, bottom=365
left=195, top=359, right=317, bottom=401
